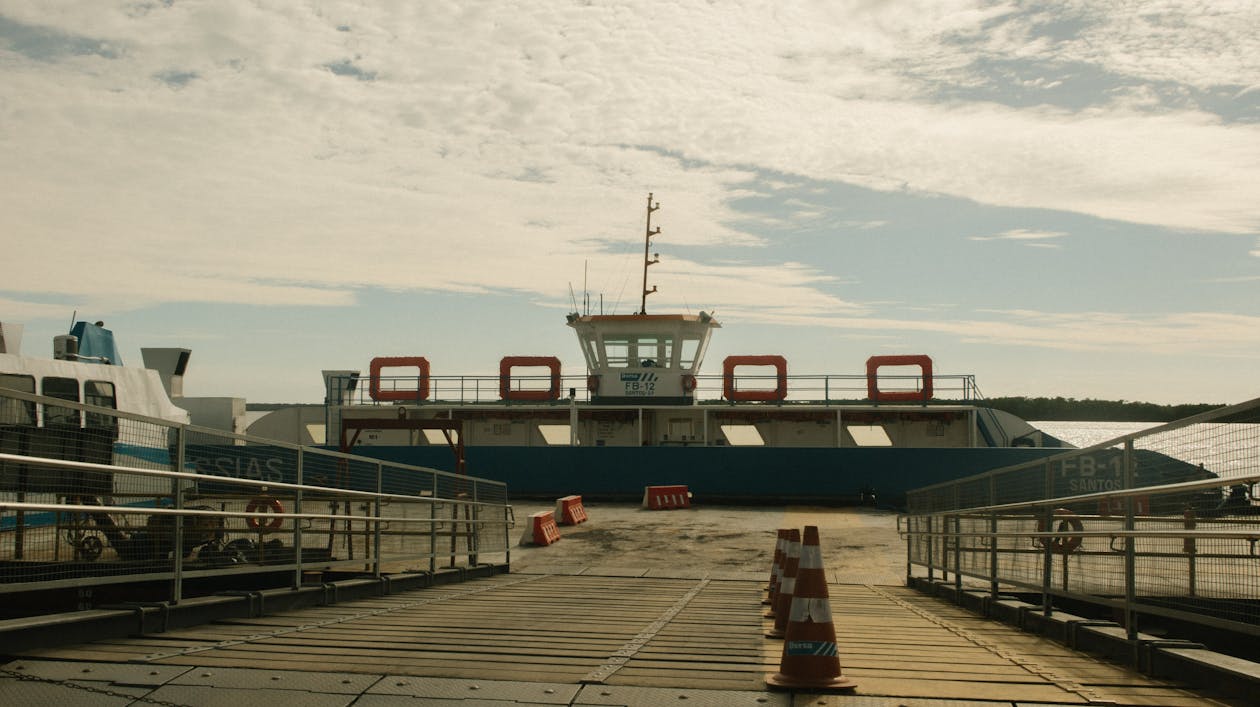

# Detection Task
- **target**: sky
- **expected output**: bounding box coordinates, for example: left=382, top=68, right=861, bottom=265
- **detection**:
left=2, top=1, right=1258, bottom=405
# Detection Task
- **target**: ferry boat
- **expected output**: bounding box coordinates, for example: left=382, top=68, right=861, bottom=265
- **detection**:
left=251, top=196, right=1081, bottom=505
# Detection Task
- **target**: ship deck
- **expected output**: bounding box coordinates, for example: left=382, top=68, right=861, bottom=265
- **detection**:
left=1, top=505, right=1247, bottom=705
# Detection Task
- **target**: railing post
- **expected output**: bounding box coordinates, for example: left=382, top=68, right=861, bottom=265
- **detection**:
left=989, top=474, right=999, bottom=602
left=1184, top=507, right=1197, bottom=597
left=430, top=473, right=438, bottom=574
left=293, top=447, right=304, bottom=590
left=172, top=424, right=186, bottom=604
left=373, top=461, right=382, bottom=577
left=953, top=512, right=962, bottom=594
left=1123, top=439, right=1137, bottom=642
left=926, top=514, right=934, bottom=582
left=469, top=481, right=480, bottom=566
left=1042, top=460, right=1054, bottom=617
left=952, top=486, right=962, bottom=594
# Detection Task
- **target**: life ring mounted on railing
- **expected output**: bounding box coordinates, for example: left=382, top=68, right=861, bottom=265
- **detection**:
left=865, top=354, right=933, bottom=403
left=587, top=374, right=600, bottom=395
left=681, top=374, right=697, bottom=393
left=1035, top=507, right=1084, bottom=554
left=245, top=497, right=285, bottom=533
left=499, top=356, right=562, bottom=401
left=369, top=356, right=431, bottom=402
left=722, top=355, right=788, bottom=402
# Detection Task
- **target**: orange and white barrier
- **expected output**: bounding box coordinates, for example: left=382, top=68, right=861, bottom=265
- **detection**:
left=519, top=510, right=561, bottom=546
left=763, top=529, right=788, bottom=608
left=642, top=485, right=691, bottom=510
left=765, top=528, right=800, bottom=638
left=766, top=525, right=858, bottom=691
left=555, top=495, right=588, bottom=525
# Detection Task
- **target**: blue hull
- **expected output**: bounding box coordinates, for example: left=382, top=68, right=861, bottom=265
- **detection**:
left=339, top=445, right=1066, bottom=504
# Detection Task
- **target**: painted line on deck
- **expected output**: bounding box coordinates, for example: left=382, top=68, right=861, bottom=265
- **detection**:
left=581, top=578, right=711, bottom=684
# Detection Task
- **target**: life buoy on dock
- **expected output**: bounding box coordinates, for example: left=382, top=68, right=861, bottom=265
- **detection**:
left=1036, top=508, right=1084, bottom=554
left=865, top=354, right=933, bottom=402
left=369, top=356, right=431, bottom=402
left=681, top=374, right=697, bottom=393
left=722, top=355, right=788, bottom=402
left=245, top=497, right=284, bottom=533
left=500, top=356, right=562, bottom=401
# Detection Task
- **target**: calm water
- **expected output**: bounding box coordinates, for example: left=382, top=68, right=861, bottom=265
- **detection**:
left=1034, top=420, right=1260, bottom=480
left=1032, top=421, right=1162, bottom=449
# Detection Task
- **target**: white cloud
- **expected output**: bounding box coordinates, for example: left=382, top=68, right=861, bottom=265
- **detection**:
left=740, top=309, right=1260, bottom=358
left=1, top=0, right=1258, bottom=323
left=970, top=229, right=1068, bottom=242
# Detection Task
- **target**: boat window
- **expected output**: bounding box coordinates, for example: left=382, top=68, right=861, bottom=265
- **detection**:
left=84, top=380, right=117, bottom=430
left=718, top=423, right=764, bottom=446
left=604, top=338, right=631, bottom=368
left=421, top=429, right=450, bottom=445
left=679, top=337, right=701, bottom=369
left=305, top=423, right=327, bottom=445
left=634, top=336, right=673, bottom=368
left=537, top=424, right=571, bottom=446
left=0, top=373, right=36, bottom=424
left=584, top=339, right=600, bottom=369
left=41, top=376, right=80, bottom=426
left=848, top=425, right=893, bottom=447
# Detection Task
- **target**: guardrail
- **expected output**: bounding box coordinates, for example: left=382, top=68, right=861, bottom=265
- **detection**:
left=335, top=372, right=981, bottom=405
left=0, top=388, right=511, bottom=602
left=904, top=396, right=1260, bottom=639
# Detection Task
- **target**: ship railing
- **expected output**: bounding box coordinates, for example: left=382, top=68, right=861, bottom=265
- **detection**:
left=0, top=387, right=511, bottom=602
left=343, top=372, right=981, bottom=405
left=902, top=395, right=1260, bottom=640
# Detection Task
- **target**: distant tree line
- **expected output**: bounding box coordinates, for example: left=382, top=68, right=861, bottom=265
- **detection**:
left=984, top=397, right=1222, bottom=422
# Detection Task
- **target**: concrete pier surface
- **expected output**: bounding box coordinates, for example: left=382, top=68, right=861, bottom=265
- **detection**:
left=0, top=504, right=1249, bottom=705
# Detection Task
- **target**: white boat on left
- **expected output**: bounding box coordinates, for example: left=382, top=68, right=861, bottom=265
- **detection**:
left=1, top=320, right=247, bottom=529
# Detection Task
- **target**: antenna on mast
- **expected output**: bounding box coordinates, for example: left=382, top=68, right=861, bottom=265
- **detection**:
left=639, top=192, right=660, bottom=315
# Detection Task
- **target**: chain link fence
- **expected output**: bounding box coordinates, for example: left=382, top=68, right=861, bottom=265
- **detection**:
left=0, top=388, right=511, bottom=602
left=905, top=397, right=1260, bottom=638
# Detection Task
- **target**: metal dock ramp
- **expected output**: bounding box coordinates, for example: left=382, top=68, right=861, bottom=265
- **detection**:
left=3, top=571, right=1238, bottom=706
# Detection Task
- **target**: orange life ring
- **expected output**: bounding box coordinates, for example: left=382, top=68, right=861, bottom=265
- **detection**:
left=722, top=355, right=788, bottom=402
left=1036, top=508, right=1083, bottom=554
left=499, top=356, right=562, bottom=401
left=681, top=374, right=697, bottom=393
left=587, top=374, right=600, bottom=394
left=866, top=354, right=933, bottom=402
left=369, top=356, right=430, bottom=402
left=245, top=497, right=284, bottom=533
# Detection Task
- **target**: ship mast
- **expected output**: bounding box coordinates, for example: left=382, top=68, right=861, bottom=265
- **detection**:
left=639, top=192, right=660, bottom=315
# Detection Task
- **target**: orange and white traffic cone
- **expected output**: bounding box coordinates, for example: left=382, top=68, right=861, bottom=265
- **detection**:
left=766, top=525, right=857, bottom=691
left=765, top=528, right=799, bottom=638
left=763, top=528, right=787, bottom=607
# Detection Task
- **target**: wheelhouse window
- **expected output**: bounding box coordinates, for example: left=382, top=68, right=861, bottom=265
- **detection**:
left=602, top=334, right=676, bottom=368
left=0, top=374, right=36, bottom=424
left=679, top=337, right=701, bottom=370
left=635, top=335, right=674, bottom=369
left=41, top=376, right=80, bottom=426
left=84, top=380, right=117, bottom=430
left=604, top=338, right=631, bottom=368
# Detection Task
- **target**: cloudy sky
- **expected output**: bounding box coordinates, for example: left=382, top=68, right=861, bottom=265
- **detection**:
left=3, top=1, right=1258, bottom=405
